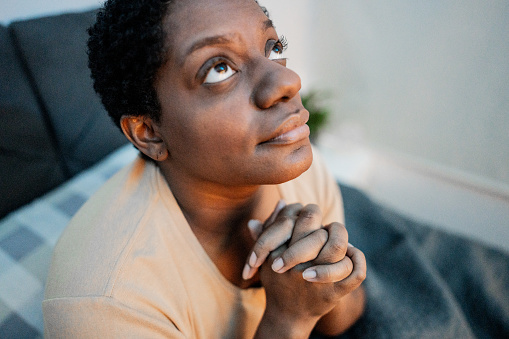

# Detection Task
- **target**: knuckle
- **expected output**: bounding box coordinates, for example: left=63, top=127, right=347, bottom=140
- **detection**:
left=333, top=281, right=348, bottom=296
left=282, top=249, right=297, bottom=264
left=315, top=229, right=329, bottom=245
left=353, top=255, right=367, bottom=282
left=344, top=258, right=354, bottom=274
left=356, top=268, right=367, bottom=282
left=307, top=203, right=321, bottom=213
left=329, top=238, right=347, bottom=256
left=321, top=290, right=337, bottom=304
left=298, top=210, right=315, bottom=221
left=254, top=235, right=269, bottom=251
left=300, top=204, right=322, bottom=220
left=278, top=215, right=294, bottom=226
left=335, top=222, right=348, bottom=238
left=288, top=202, right=303, bottom=210
left=329, top=221, right=345, bottom=233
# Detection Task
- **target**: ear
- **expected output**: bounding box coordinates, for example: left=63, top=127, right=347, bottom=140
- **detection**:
left=120, top=115, right=169, bottom=161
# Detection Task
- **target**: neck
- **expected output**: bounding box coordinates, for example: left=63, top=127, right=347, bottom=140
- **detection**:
left=158, top=161, right=265, bottom=243
left=157, top=160, right=280, bottom=287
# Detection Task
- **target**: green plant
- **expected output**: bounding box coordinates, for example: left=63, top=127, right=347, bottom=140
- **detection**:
left=301, top=90, right=330, bottom=142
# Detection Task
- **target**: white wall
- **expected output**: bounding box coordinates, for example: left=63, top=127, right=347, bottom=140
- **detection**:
left=265, top=0, right=509, bottom=194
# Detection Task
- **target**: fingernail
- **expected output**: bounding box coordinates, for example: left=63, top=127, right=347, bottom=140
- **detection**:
left=348, top=242, right=354, bottom=248
left=242, top=264, right=252, bottom=280
left=272, top=257, right=284, bottom=272
left=249, top=252, right=258, bottom=267
left=303, top=269, right=317, bottom=281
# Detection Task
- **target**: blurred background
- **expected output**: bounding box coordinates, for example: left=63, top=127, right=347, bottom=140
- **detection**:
left=1, top=0, right=508, bottom=252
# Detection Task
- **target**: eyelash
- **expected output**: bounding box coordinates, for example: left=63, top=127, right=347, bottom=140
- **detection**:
left=278, top=35, right=288, bottom=52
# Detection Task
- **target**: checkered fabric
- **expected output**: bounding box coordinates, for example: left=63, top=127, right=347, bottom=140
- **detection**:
left=0, top=145, right=138, bottom=338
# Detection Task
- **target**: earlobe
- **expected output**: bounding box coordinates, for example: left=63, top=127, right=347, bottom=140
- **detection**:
left=120, top=115, right=169, bottom=161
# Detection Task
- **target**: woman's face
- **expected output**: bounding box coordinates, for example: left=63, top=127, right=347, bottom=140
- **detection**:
left=154, top=0, right=312, bottom=186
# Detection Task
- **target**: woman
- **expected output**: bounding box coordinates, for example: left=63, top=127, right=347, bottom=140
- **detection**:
left=43, top=0, right=366, bottom=337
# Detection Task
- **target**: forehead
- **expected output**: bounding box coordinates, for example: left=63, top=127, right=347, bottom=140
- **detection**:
left=162, top=0, right=270, bottom=60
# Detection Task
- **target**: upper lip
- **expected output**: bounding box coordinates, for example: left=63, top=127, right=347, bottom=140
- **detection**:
left=260, top=108, right=309, bottom=144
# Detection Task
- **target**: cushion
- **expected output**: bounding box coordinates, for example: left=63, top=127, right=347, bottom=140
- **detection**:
left=9, top=10, right=128, bottom=177
left=0, top=25, right=66, bottom=218
left=0, top=144, right=138, bottom=337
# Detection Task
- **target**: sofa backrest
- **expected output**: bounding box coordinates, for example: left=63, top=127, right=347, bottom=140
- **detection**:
left=1, top=10, right=129, bottom=218
left=9, top=10, right=128, bottom=177
left=0, top=24, right=66, bottom=218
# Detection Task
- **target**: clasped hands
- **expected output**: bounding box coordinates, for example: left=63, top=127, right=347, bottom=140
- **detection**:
left=243, top=200, right=366, bottom=322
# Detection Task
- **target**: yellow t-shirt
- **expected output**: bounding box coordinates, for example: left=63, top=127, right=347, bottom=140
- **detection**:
left=43, top=151, right=343, bottom=338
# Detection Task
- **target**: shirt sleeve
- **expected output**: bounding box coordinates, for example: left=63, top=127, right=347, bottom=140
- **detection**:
left=43, top=296, right=187, bottom=339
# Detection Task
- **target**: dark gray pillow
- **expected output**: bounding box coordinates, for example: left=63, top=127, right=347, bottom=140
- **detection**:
left=9, top=10, right=128, bottom=177
left=0, top=25, right=66, bottom=218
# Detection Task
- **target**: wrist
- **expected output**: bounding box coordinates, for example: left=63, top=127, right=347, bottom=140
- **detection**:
left=254, top=305, right=320, bottom=339
left=314, top=286, right=366, bottom=336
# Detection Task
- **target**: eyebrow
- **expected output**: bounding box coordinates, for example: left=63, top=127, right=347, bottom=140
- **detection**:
left=185, top=19, right=275, bottom=57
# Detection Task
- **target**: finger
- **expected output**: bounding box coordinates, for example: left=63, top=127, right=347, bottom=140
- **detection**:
left=252, top=203, right=303, bottom=264
left=264, top=202, right=303, bottom=230
left=289, top=204, right=322, bottom=246
left=313, top=222, right=348, bottom=265
left=272, top=228, right=329, bottom=273
left=324, top=245, right=366, bottom=296
left=243, top=203, right=303, bottom=280
left=247, top=219, right=263, bottom=240
left=262, top=200, right=286, bottom=230
left=242, top=215, right=295, bottom=280
left=301, top=256, right=353, bottom=283
left=339, top=244, right=367, bottom=288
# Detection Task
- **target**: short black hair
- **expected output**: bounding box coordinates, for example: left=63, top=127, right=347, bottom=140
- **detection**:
left=88, top=0, right=269, bottom=128
left=88, top=0, right=170, bottom=128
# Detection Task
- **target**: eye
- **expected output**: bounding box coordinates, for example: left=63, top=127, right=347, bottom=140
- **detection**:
left=204, top=62, right=236, bottom=84
left=268, top=45, right=285, bottom=61
left=268, top=37, right=288, bottom=61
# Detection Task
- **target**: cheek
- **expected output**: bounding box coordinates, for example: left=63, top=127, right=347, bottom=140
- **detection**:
left=164, top=99, right=257, bottom=157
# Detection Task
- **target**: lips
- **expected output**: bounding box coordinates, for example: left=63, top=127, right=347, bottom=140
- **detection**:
left=260, top=110, right=310, bottom=145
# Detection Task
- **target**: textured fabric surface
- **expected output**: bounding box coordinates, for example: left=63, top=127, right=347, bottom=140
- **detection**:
left=325, top=184, right=509, bottom=339
left=1, top=144, right=508, bottom=338
left=8, top=10, right=128, bottom=177
left=0, top=25, right=66, bottom=218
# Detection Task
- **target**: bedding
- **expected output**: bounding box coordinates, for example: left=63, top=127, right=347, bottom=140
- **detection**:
left=324, top=184, right=509, bottom=338
left=1, top=144, right=507, bottom=338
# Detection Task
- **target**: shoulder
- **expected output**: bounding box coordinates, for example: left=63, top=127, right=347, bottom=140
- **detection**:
left=45, top=157, right=164, bottom=299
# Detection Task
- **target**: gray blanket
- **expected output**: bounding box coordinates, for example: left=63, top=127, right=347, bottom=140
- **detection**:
left=313, top=183, right=509, bottom=338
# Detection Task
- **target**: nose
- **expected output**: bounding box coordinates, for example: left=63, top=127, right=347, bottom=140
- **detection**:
left=253, top=59, right=302, bottom=109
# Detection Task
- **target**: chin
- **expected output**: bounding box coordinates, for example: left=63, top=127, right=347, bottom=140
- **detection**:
left=262, top=142, right=314, bottom=185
